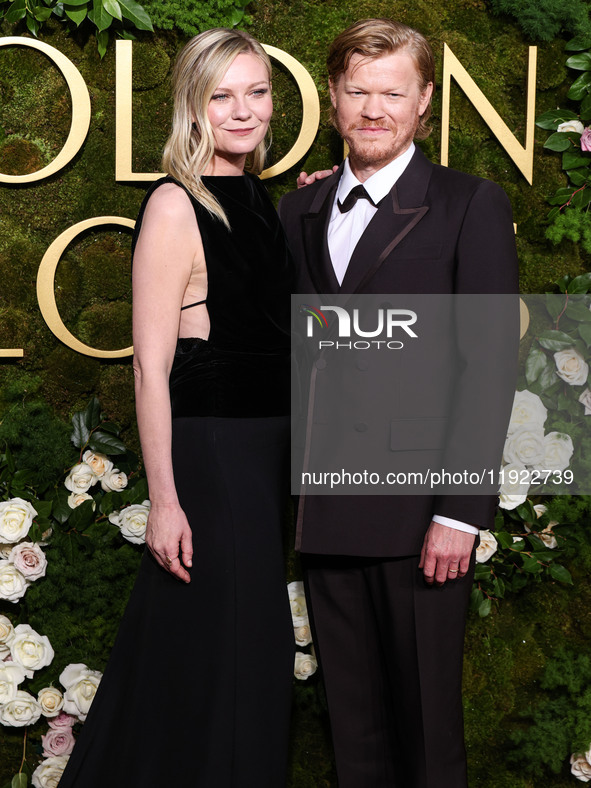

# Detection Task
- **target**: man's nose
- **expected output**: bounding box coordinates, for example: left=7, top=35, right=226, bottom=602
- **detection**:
left=360, top=94, right=385, bottom=119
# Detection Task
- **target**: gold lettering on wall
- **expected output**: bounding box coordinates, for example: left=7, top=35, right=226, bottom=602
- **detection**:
left=260, top=45, right=320, bottom=179
left=37, top=217, right=135, bottom=358
left=115, top=40, right=321, bottom=181
left=0, top=37, right=91, bottom=184
left=440, top=44, right=537, bottom=184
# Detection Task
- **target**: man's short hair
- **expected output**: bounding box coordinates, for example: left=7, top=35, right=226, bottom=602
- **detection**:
left=327, top=18, right=435, bottom=140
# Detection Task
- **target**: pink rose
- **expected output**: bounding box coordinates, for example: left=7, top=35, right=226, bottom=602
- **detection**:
left=581, top=127, right=591, bottom=152
left=41, top=726, right=75, bottom=757
left=48, top=710, right=77, bottom=730
left=9, top=542, right=47, bottom=581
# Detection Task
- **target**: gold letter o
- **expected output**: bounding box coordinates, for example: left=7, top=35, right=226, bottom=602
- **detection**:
left=0, top=37, right=91, bottom=184
left=260, top=45, right=320, bottom=180
left=37, top=217, right=134, bottom=358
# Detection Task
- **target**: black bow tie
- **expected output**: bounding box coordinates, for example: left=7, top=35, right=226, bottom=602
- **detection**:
left=337, top=184, right=376, bottom=213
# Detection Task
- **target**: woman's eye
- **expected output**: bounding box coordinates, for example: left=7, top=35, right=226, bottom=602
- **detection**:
left=252, top=88, right=269, bottom=97
left=211, top=93, right=229, bottom=101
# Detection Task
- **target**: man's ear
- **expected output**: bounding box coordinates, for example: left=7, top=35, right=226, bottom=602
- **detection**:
left=329, top=77, right=337, bottom=109
left=419, top=81, right=434, bottom=115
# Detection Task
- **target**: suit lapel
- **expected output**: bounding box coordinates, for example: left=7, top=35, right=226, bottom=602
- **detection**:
left=301, top=165, right=343, bottom=295
left=339, top=147, right=434, bottom=294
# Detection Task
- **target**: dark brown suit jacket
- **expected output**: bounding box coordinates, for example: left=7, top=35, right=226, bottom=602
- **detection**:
left=279, top=147, right=519, bottom=557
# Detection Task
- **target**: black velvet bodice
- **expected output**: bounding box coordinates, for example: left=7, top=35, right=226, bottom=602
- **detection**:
left=132, top=172, right=293, bottom=417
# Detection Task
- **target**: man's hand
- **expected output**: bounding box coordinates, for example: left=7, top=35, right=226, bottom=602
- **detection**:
left=297, top=165, right=339, bottom=188
left=419, top=521, right=476, bottom=586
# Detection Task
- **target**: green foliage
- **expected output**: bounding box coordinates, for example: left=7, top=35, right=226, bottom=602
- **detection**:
left=140, top=0, right=248, bottom=37
left=489, top=0, right=591, bottom=42
left=0, top=0, right=153, bottom=57
left=510, top=649, right=591, bottom=775
left=546, top=208, right=591, bottom=252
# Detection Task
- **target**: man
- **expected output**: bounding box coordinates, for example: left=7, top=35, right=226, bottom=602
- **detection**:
left=278, top=18, right=519, bottom=788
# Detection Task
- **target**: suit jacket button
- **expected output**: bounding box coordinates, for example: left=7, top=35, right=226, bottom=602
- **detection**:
left=315, top=359, right=327, bottom=370
left=354, top=422, right=368, bottom=432
left=356, top=359, right=369, bottom=371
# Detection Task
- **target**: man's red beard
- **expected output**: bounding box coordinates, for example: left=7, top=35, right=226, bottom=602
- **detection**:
left=335, top=115, right=419, bottom=169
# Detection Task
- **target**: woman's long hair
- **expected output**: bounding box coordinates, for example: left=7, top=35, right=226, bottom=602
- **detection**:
left=162, top=29, right=272, bottom=228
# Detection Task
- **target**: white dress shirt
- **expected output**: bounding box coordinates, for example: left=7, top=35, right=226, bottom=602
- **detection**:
left=326, top=143, right=479, bottom=538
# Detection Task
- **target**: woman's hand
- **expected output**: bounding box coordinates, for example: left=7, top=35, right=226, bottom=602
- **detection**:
left=145, top=502, right=193, bottom=583
left=296, top=165, right=339, bottom=188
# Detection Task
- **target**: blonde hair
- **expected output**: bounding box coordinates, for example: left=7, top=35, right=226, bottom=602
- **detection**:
left=162, top=28, right=272, bottom=228
left=327, top=18, right=435, bottom=141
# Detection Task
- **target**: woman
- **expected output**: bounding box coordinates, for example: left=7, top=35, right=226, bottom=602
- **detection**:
left=58, top=29, right=295, bottom=787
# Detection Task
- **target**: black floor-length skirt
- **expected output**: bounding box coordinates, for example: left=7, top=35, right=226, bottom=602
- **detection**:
left=58, top=415, right=294, bottom=788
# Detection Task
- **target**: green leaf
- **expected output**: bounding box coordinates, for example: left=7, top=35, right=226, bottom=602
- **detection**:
left=88, top=4, right=112, bottom=29
left=478, top=598, right=492, bottom=617
left=68, top=499, right=95, bottom=531
left=53, top=487, right=73, bottom=525
left=65, top=6, right=87, bottom=24
left=5, top=0, right=27, bottom=23
left=127, top=477, right=149, bottom=504
left=544, top=132, right=575, bottom=152
left=12, top=773, right=28, bottom=788
left=567, top=53, right=591, bottom=71
left=538, top=329, right=576, bottom=351
left=565, top=301, right=591, bottom=322
left=63, top=0, right=90, bottom=5
left=496, top=531, right=514, bottom=549
left=536, top=109, right=579, bottom=130
left=567, top=168, right=588, bottom=186
left=547, top=186, right=580, bottom=205
left=227, top=5, right=245, bottom=27
left=118, top=0, right=152, bottom=30
left=571, top=188, right=591, bottom=208
left=62, top=531, right=83, bottom=563
left=549, top=563, right=573, bottom=584
left=579, top=322, right=591, bottom=345
left=71, top=412, right=90, bottom=449
left=566, top=35, right=591, bottom=51
left=96, top=28, right=109, bottom=58
left=568, top=71, right=591, bottom=101
left=88, top=430, right=126, bottom=455
left=511, top=538, right=526, bottom=552
left=34, top=6, right=53, bottom=20
left=581, top=94, right=591, bottom=123
left=84, top=397, right=102, bottom=431
left=98, top=421, right=120, bottom=435
left=521, top=553, right=541, bottom=573
left=469, top=587, right=484, bottom=612
left=103, top=0, right=121, bottom=20
left=525, top=347, right=548, bottom=385
left=473, top=563, right=491, bottom=581
left=35, top=499, right=52, bottom=518
left=563, top=149, right=591, bottom=170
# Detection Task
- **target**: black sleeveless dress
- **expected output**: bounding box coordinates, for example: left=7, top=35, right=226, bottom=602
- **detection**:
left=58, top=173, right=295, bottom=788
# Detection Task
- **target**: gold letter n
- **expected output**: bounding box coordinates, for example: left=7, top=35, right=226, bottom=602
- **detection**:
left=440, top=44, right=537, bottom=185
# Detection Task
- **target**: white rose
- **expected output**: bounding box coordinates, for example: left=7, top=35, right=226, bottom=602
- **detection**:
left=557, top=120, right=584, bottom=134
left=0, top=613, right=15, bottom=646
left=32, top=755, right=70, bottom=788
left=294, top=623, right=313, bottom=647
left=535, top=431, right=574, bottom=472
left=554, top=348, right=589, bottom=386
left=287, top=580, right=308, bottom=619
left=476, top=530, right=498, bottom=563
left=571, top=753, right=591, bottom=782
left=498, top=463, right=529, bottom=510
left=0, top=662, right=26, bottom=704
left=82, top=450, right=113, bottom=479
left=38, top=686, right=65, bottom=717
left=294, top=651, right=318, bottom=680
left=9, top=542, right=47, bottom=581
left=67, top=492, right=95, bottom=510
left=579, top=388, right=591, bottom=415
left=64, top=463, right=96, bottom=494
left=10, top=624, right=55, bottom=678
left=0, top=498, right=37, bottom=544
left=0, top=689, right=42, bottom=726
left=100, top=469, right=128, bottom=492
left=60, top=663, right=102, bottom=721
left=109, top=501, right=150, bottom=544
left=507, top=390, right=548, bottom=434
left=503, top=426, right=545, bottom=467
left=0, top=561, right=29, bottom=602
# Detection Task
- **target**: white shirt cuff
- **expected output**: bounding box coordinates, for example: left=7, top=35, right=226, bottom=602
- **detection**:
left=432, top=515, right=479, bottom=535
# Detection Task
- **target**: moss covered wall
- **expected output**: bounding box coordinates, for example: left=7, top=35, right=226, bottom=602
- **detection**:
left=1, top=3, right=590, bottom=786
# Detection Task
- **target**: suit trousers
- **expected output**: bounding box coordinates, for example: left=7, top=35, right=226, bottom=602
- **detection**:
left=303, top=551, right=475, bottom=788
